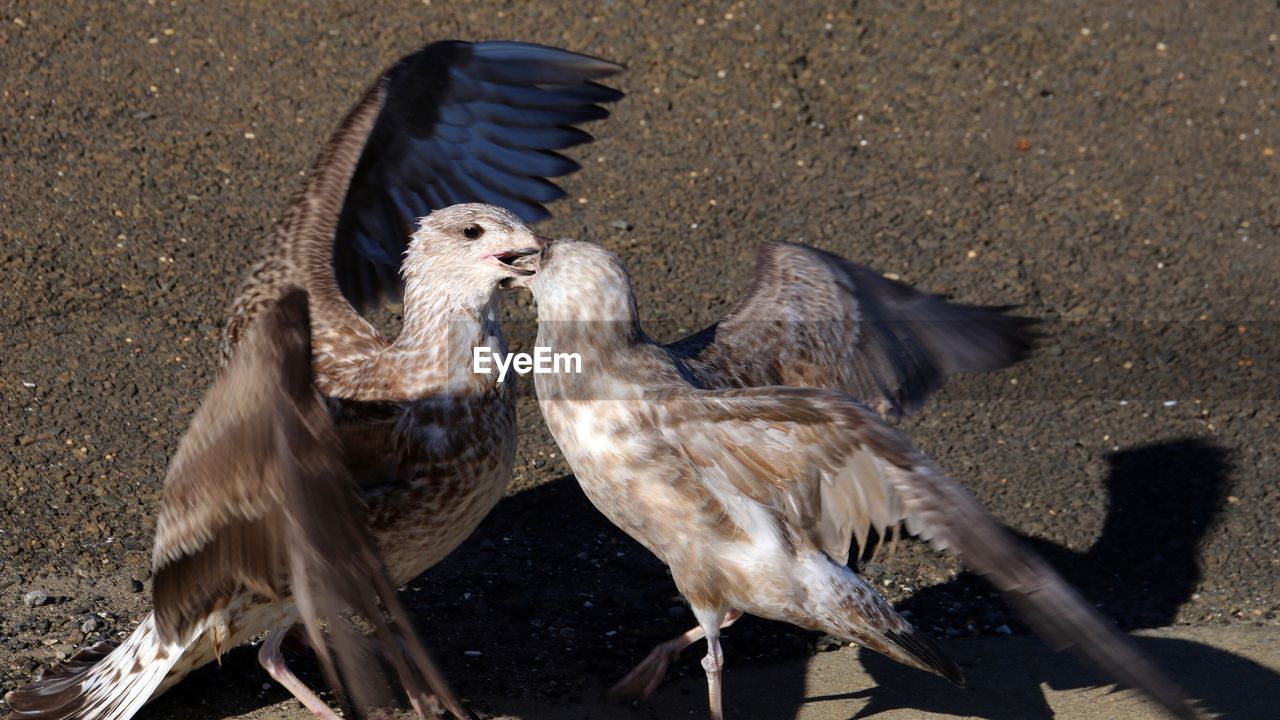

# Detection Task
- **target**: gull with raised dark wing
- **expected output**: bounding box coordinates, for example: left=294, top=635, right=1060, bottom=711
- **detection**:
left=6, top=37, right=621, bottom=720
left=7, top=290, right=463, bottom=720
left=219, top=39, right=620, bottom=714
left=511, top=239, right=1197, bottom=720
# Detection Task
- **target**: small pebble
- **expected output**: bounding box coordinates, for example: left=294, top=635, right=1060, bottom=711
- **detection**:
left=51, top=643, right=74, bottom=658
left=23, top=590, right=49, bottom=608
left=814, top=634, right=843, bottom=652
left=610, top=219, right=634, bottom=231
left=80, top=617, right=99, bottom=633
left=996, top=624, right=1013, bottom=635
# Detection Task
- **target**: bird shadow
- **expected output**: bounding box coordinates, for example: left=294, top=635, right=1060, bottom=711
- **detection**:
left=139, top=438, right=1268, bottom=719
left=853, top=437, right=1274, bottom=720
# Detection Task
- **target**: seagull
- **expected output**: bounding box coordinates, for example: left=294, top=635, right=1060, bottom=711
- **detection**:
left=6, top=290, right=464, bottom=720
left=511, top=239, right=1197, bottom=720
left=553, top=238, right=1035, bottom=700
left=5, top=35, right=621, bottom=719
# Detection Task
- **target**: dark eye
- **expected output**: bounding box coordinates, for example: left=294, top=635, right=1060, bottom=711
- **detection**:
left=462, top=224, right=484, bottom=240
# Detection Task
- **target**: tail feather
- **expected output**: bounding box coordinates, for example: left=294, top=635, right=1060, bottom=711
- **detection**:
left=5, top=614, right=185, bottom=720
left=880, top=627, right=965, bottom=687
left=799, top=553, right=964, bottom=687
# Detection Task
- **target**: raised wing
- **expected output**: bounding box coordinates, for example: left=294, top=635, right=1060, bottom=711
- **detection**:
left=652, top=385, right=1197, bottom=720
left=152, top=289, right=464, bottom=718
left=665, top=242, right=1036, bottom=418
left=332, top=41, right=624, bottom=310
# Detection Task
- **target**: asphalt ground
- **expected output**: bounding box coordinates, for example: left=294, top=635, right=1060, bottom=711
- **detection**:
left=1, top=1, right=1277, bottom=718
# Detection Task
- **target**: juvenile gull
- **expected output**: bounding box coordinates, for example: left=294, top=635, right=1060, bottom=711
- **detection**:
left=512, top=240, right=1196, bottom=720
left=611, top=239, right=1035, bottom=698
left=6, top=36, right=621, bottom=719
left=6, top=290, right=463, bottom=720
left=216, top=37, right=620, bottom=715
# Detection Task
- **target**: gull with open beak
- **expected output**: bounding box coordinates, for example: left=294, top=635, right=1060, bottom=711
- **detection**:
left=6, top=36, right=621, bottom=720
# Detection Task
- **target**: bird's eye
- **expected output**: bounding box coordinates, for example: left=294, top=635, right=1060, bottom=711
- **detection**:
left=462, top=224, right=484, bottom=240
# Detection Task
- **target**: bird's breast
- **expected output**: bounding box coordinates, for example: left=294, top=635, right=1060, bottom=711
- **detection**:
left=327, top=389, right=518, bottom=585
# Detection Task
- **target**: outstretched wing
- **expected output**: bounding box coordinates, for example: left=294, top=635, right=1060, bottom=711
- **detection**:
left=652, top=386, right=1197, bottom=720
left=152, top=289, right=464, bottom=718
left=333, top=41, right=624, bottom=310
left=665, top=242, right=1036, bottom=418
left=223, top=41, right=623, bottom=357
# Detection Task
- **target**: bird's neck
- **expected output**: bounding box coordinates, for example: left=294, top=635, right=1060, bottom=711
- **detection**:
left=389, top=280, right=507, bottom=396
left=532, top=317, right=652, bottom=403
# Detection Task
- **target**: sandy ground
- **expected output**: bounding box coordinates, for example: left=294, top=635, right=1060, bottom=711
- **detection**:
left=1, top=0, right=1277, bottom=718
left=150, top=626, right=1280, bottom=720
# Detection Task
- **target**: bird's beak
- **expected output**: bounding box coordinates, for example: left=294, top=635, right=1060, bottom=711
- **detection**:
left=503, top=241, right=549, bottom=290
left=488, top=233, right=551, bottom=280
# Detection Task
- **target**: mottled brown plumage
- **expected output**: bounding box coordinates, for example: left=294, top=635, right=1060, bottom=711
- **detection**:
left=6, top=290, right=464, bottom=720
left=519, top=237, right=1036, bottom=700
left=516, top=239, right=1197, bottom=720
left=6, top=39, right=621, bottom=720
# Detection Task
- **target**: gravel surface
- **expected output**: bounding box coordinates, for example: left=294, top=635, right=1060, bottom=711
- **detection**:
left=1, top=1, right=1277, bottom=717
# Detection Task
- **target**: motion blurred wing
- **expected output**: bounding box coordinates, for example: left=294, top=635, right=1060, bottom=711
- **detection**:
left=666, top=242, right=1036, bottom=418
left=153, top=288, right=464, bottom=718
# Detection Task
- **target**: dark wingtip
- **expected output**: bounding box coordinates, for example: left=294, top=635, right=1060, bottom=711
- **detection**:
left=977, top=305, right=1043, bottom=365
left=885, top=628, right=966, bottom=687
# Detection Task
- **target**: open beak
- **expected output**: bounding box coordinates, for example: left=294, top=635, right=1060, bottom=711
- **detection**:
left=489, top=247, right=539, bottom=276
left=502, top=242, right=549, bottom=289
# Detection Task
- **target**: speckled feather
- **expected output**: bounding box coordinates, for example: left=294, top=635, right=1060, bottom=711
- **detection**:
left=5, top=40, right=621, bottom=720
left=523, top=240, right=1197, bottom=720
left=6, top=290, right=465, bottom=719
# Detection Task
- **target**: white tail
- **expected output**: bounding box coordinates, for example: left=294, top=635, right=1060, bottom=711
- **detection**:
left=5, top=613, right=187, bottom=720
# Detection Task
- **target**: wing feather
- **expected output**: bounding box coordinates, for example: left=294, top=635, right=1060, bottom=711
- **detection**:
left=666, top=242, right=1037, bottom=418
left=152, top=289, right=465, bottom=718
left=652, top=386, right=1196, bottom=720
left=226, top=41, right=622, bottom=356
left=330, top=41, right=623, bottom=310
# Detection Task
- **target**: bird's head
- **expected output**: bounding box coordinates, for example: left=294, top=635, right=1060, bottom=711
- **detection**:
left=508, top=238, right=637, bottom=325
left=402, top=203, right=549, bottom=306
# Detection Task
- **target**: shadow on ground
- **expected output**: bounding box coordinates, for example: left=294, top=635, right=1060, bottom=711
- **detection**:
left=141, top=438, right=1264, bottom=719
left=854, top=632, right=1277, bottom=720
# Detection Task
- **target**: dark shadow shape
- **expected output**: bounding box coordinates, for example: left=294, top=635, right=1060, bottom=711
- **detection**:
left=858, top=437, right=1239, bottom=718
left=854, top=634, right=1279, bottom=720
left=139, top=438, right=1243, bottom=719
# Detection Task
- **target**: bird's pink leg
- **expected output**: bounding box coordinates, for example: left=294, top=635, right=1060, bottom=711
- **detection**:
left=608, top=608, right=742, bottom=702
left=257, top=626, right=342, bottom=720
left=693, top=606, right=727, bottom=720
